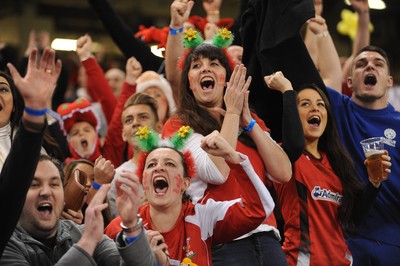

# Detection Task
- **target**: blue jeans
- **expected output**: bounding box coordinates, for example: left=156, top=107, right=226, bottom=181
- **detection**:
left=348, top=236, right=400, bottom=266
left=212, top=231, right=288, bottom=266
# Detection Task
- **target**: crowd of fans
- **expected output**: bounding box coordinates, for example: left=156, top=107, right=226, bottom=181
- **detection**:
left=0, top=0, right=399, bottom=265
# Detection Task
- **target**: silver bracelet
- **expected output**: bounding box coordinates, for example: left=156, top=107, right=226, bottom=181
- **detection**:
left=120, top=215, right=143, bottom=233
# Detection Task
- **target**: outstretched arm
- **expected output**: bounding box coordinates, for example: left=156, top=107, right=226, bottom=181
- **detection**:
left=307, top=15, right=342, bottom=92
left=1, top=47, right=61, bottom=257
left=165, top=0, right=194, bottom=103
left=203, top=0, right=223, bottom=24
left=76, top=34, right=117, bottom=123
left=88, top=0, right=164, bottom=72
left=342, top=0, right=370, bottom=82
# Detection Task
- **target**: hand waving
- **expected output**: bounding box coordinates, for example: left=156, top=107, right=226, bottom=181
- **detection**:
left=7, top=47, right=61, bottom=110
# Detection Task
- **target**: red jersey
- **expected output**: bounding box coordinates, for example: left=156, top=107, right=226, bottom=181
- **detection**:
left=274, top=152, right=352, bottom=266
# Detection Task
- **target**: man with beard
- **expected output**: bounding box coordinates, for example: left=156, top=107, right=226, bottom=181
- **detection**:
left=327, top=45, right=400, bottom=265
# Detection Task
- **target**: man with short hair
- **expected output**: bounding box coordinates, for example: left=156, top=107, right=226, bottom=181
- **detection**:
left=327, top=45, right=400, bottom=265
left=108, top=92, right=162, bottom=218
left=0, top=155, right=156, bottom=265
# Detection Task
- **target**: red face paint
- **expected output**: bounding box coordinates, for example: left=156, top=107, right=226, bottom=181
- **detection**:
left=142, top=172, right=149, bottom=191
left=188, top=75, right=194, bottom=89
left=218, top=74, right=226, bottom=83
left=172, top=174, right=183, bottom=194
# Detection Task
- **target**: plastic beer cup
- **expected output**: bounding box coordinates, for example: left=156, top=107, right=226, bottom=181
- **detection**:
left=360, top=137, right=386, bottom=183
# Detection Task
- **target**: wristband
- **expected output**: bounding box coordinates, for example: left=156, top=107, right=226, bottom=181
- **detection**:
left=169, top=27, right=184, bottom=35
left=120, top=215, right=143, bottom=233
left=92, top=182, right=101, bottom=190
left=24, top=107, right=48, bottom=117
left=122, top=230, right=142, bottom=245
left=244, top=118, right=256, bottom=132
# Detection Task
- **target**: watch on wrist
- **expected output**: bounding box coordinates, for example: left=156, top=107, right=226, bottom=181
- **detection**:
left=120, top=215, right=143, bottom=233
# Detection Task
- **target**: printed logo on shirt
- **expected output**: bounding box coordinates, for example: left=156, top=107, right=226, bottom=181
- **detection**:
left=180, top=237, right=197, bottom=265
left=383, top=128, right=396, bottom=147
left=311, top=186, right=342, bottom=205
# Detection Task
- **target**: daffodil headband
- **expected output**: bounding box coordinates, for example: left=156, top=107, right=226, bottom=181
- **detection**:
left=183, top=27, right=233, bottom=49
left=178, top=27, right=236, bottom=70
left=135, top=125, right=196, bottom=182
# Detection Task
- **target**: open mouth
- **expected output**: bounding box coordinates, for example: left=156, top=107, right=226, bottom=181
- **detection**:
left=200, top=77, right=215, bottom=90
left=364, top=74, right=377, bottom=86
left=80, top=139, right=88, bottom=149
left=37, top=203, right=53, bottom=218
left=153, top=177, right=168, bottom=195
left=307, top=116, right=321, bottom=127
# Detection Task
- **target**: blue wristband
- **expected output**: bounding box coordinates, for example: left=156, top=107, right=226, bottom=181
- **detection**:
left=92, top=182, right=101, bottom=190
left=244, top=118, right=256, bottom=132
left=169, top=27, right=183, bottom=35
left=122, top=230, right=142, bottom=245
left=24, top=107, right=48, bottom=117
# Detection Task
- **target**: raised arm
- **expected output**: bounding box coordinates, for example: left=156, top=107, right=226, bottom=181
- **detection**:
left=88, top=0, right=164, bottom=72
left=203, top=0, right=223, bottom=24
left=1, top=47, right=61, bottom=257
left=238, top=72, right=292, bottom=183
left=265, top=71, right=305, bottom=163
left=307, top=15, right=342, bottom=92
left=165, top=0, right=194, bottom=102
left=114, top=170, right=157, bottom=266
left=86, top=156, right=115, bottom=204
left=76, top=34, right=117, bottom=123
left=342, top=0, right=370, bottom=82
left=304, top=0, right=323, bottom=69
left=102, top=57, right=142, bottom=167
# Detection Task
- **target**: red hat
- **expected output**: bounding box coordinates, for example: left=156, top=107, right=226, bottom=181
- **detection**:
left=57, top=97, right=99, bottom=135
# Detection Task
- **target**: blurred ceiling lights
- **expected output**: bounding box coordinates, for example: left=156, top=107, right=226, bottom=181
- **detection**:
left=344, top=0, right=386, bottom=10
left=51, top=38, right=77, bottom=51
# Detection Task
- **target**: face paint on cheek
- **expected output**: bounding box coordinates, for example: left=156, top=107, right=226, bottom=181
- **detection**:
left=142, top=172, right=150, bottom=191
left=188, top=76, right=194, bottom=89
left=172, top=174, right=183, bottom=194
left=218, top=74, right=226, bottom=84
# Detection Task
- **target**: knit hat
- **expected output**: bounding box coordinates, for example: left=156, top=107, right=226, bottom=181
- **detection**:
left=136, top=76, right=177, bottom=116
left=56, top=97, right=100, bottom=136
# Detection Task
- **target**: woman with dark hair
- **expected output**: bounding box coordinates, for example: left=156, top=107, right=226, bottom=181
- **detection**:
left=0, top=71, right=24, bottom=171
left=265, top=71, right=391, bottom=266
left=0, top=70, right=65, bottom=169
left=0, top=72, right=24, bottom=134
left=163, top=39, right=294, bottom=264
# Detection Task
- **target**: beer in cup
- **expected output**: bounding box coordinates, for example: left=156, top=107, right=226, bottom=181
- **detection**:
left=360, top=137, right=387, bottom=183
